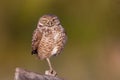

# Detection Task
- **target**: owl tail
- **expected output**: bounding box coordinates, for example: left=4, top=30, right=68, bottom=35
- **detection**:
left=31, top=49, right=38, bottom=55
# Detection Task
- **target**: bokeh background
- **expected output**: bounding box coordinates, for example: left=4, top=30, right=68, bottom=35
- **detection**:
left=0, top=0, right=120, bottom=80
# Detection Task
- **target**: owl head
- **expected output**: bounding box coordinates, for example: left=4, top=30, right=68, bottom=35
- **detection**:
left=38, top=14, right=60, bottom=27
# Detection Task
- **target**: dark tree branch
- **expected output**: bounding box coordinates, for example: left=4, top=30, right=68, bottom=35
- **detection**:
left=14, top=67, right=64, bottom=80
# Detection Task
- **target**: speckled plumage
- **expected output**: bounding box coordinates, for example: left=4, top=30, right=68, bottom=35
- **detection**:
left=32, top=14, right=67, bottom=59
left=31, top=14, right=67, bottom=76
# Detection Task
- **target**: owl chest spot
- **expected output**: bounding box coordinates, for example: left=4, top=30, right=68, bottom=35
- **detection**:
left=39, top=27, right=62, bottom=56
left=40, top=33, right=59, bottom=55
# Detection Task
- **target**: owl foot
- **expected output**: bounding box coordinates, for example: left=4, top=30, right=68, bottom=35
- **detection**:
left=45, top=69, right=57, bottom=77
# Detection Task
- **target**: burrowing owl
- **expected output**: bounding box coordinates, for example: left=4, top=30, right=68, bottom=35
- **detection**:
left=31, top=14, right=67, bottom=76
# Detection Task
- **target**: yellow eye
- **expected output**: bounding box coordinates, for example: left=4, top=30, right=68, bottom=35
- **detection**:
left=52, top=19, right=56, bottom=22
left=52, top=18, right=60, bottom=25
left=40, top=19, right=48, bottom=24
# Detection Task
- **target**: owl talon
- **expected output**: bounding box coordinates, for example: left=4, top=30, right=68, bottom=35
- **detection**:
left=45, top=70, right=57, bottom=76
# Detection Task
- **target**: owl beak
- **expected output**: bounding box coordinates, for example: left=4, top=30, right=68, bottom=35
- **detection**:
left=48, top=22, right=52, bottom=27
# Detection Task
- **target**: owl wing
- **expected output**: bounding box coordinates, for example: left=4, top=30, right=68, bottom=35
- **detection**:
left=31, top=28, right=42, bottom=54
left=59, top=31, right=67, bottom=52
left=53, top=31, right=67, bottom=56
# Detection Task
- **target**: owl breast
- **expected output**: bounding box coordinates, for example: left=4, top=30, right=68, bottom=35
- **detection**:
left=37, top=27, right=65, bottom=60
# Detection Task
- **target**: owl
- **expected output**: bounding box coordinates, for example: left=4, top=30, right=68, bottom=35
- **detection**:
left=31, top=14, right=67, bottom=76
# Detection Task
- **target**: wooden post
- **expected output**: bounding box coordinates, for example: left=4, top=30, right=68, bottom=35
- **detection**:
left=14, top=67, right=64, bottom=80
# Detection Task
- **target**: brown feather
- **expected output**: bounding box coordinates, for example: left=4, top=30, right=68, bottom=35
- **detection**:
left=31, top=28, right=42, bottom=54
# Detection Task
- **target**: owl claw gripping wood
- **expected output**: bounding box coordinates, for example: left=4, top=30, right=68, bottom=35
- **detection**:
left=31, top=14, right=67, bottom=76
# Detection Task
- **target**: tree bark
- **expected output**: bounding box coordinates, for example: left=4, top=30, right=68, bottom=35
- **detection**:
left=14, top=67, right=64, bottom=80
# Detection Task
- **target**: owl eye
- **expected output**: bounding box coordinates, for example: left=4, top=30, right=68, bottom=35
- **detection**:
left=52, top=18, right=60, bottom=25
left=52, top=19, right=56, bottom=23
left=41, top=19, right=47, bottom=24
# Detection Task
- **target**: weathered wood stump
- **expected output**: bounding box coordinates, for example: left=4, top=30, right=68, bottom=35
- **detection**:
left=14, top=67, right=64, bottom=80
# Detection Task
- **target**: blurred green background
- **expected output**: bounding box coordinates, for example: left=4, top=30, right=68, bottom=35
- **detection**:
left=0, top=0, right=120, bottom=80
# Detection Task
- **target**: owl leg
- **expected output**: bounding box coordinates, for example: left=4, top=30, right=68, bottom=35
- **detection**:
left=45, top=58, right=57, bottom=76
